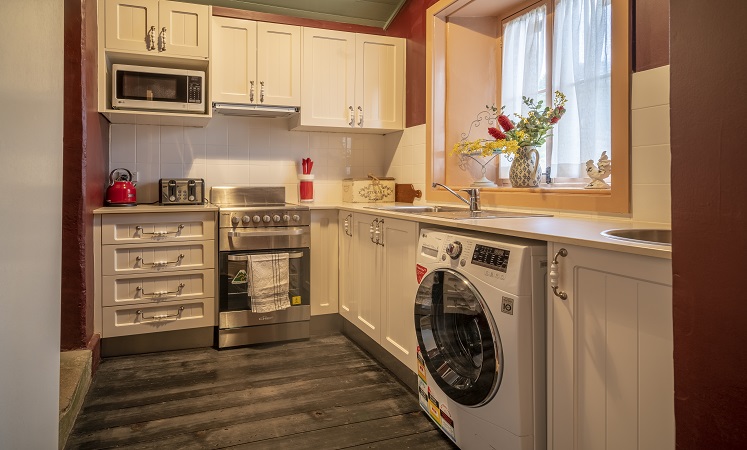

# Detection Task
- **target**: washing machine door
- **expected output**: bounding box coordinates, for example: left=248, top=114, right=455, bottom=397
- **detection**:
left=414, top=268, right=503, bottom=407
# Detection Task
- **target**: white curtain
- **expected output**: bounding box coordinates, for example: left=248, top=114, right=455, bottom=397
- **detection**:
left=501, top=6, right=547, bottom=176
left=552, top=0, right=612, bottom=178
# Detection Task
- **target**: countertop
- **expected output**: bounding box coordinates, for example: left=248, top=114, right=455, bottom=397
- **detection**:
left=93, top=204, right=219, bottom=214
left=307, top=202, right=672, bottom=259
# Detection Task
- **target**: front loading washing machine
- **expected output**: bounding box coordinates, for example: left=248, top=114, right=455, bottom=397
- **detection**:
left=414, top=228, right=547, bottom=450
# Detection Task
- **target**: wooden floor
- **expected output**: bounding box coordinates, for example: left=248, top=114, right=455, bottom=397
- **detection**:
left=65, top=334, right=457, bottom=449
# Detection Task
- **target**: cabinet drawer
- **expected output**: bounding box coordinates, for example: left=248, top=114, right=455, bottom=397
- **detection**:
left=102, top=269, right=215, bottom=306
left=102, top=212, right=215, bottom=244
left=102, top=298, right=215, bottom=338
left=101, top=241, right=215, bottom=275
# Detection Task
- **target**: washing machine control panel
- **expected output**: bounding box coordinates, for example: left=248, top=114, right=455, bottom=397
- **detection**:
left=471, top=244, right=510, bottom=273
left=444, top=241, right=462, bottom=259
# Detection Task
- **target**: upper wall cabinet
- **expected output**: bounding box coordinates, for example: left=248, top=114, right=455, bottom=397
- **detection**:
left=211, top=17, right=301, bottom=106
left=292, top=28, right=405, bottom=133
left=104, top=0, right=209, bottom=59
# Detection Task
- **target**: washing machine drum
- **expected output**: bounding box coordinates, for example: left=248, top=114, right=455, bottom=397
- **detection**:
left=415, top=268, right=503, bottom=407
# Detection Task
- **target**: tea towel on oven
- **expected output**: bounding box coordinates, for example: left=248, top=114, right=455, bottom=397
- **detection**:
left=249, top=253, right=291, bottom=313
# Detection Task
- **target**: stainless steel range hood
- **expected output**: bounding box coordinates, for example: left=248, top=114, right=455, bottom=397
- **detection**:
left=212, top=103, right=299, bottom=118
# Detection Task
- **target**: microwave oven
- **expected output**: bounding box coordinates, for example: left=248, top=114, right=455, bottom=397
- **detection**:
left=111, top=64, right=205, bottom=113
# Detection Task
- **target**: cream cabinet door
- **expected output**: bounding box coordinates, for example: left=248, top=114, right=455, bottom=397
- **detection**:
left=211, top=16, right=257, bottom=104
left=547, top=243, right=674, bottom=450
left=354, top=34, right=405, bottom=130
left=300, top=28, right=356, bottom=128
left=158, top=1, right=209, bottom=58
left=351, top=212, right=382, bottom=342
left=105, top=0, right=159, bottom=53
left=257, top=22, right=301, bottom=106
left=380, top=218, right=418, bottom=371
left=338, top=211, right=355, bottom=322
left=310, top=210, right=339, bottom=316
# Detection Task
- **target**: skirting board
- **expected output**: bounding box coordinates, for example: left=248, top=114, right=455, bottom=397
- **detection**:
left=341, top=318, right=418, bottom=394
left=101, top=327, right=214, bottom=357
left=310, top=313, right=343, bottom=336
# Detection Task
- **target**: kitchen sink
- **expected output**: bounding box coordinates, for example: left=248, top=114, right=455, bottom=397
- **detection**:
left=365, top=204, right=467, bottom=213
left=365, top=204, right=550, bottom=219
left=601, top=228, right=672, bottom=246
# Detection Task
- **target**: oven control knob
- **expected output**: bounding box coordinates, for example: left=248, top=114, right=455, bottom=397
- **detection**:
left=292, top=214, right=301, bottom=222
left=273, top=215, right=281, bottom=223
left=445, top=241, right=463, bottom=259
left=283, top=214, right=290, bottom=222
left=241, top=215, right=251, bottom=224
left=252, top=215, right=261, bottom=223
left=263, top=215, right=271, bottom=223
left=231, top=216, right=240, bottom=225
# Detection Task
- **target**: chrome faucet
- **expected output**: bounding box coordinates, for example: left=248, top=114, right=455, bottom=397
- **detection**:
left=432, top=183, right=481, bottom=212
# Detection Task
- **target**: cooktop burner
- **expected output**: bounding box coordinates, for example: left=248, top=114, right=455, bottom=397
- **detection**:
left=211, top=186, right=310, bottom=228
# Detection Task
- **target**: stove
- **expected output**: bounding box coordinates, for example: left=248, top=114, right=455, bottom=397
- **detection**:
left=211, top=186, right=311, bottom=348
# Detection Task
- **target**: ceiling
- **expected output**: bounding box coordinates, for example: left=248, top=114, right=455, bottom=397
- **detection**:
left=186, top=0, right=409, bottom=29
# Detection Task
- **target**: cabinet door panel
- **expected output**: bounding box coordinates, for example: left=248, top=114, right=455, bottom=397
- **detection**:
left=159, top=1, right=209, bottom=58
left=310, top=211, right=339, bottom=315
left=105, top=0, right=159, bottom=52
left=352, top=213, right=380, bottom=341
left=355, top=34, right=404, bottom=130
left=301, top=28, right=355, bottom=127
left=257, top=22, right=301, bottom=106
left=211, top=17, right=256, bottom=104
left=338, top=211, right=355, bottom=322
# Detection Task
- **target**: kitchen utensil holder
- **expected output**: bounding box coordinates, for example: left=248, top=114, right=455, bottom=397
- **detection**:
left=299, top=174, right=314, bottom=202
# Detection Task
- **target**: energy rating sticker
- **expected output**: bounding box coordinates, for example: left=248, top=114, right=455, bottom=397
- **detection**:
left=231, top=270, right=248, bottom=285
left=418, top=378, right=429, bottom=411
left=440, top=404, right=456, bottom=442
left=291, top=296, right=302, bottom=305
left=428, top=387, right=441, bottom=425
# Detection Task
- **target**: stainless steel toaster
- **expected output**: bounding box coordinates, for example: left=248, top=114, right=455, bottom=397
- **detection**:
left=159, top=178, right=205, bottom=205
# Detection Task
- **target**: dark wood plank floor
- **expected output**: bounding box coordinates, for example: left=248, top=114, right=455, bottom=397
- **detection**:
left=65, top=334, right=457, bottom=449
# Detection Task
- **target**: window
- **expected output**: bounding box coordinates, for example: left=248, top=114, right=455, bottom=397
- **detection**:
left=501, top=0, right=612, bottom=184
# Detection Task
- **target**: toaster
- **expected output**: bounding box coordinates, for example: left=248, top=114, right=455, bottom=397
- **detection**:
left=159, top=178, right=205, bottom=205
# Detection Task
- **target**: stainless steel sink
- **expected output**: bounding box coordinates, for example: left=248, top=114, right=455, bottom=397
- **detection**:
left=365, top=204, right=467, bottom=213
left=365, top=204, right=550, bottom=219
left=601, top=228, right=672, bottom=246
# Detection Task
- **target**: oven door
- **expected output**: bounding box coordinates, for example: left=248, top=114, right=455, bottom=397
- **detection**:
left=218, top=248, right=310, bottom=329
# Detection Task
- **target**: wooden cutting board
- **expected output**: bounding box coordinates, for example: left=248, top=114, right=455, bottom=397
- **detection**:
left=395, top=184, right=423, bottom=203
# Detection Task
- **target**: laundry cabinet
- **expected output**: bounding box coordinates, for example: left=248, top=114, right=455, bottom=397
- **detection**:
left=94, top=207, right=217, bottom=356
left=340, top=212, right=418, bottom=371
left=546, top=243, right=674, bottom=450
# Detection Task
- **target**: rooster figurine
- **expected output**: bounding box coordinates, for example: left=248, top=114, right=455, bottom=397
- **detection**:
left=584, top=151, right=611, bottom=189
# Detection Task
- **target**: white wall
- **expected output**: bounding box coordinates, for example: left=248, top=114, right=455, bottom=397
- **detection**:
left=110, top=115, right=395, bottom=204
left=0, top=1, right=63, bottom=448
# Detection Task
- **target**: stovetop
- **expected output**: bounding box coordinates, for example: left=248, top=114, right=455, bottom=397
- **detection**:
left=211, top=186, right=310, bottom=228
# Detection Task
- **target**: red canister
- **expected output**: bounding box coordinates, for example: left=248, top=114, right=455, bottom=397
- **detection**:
left=299, top=174, right=314, bottom=202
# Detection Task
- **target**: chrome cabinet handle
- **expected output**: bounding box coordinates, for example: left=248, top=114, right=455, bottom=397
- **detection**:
left=370, top=218, right=384, bottom=246
left=136, top=254, right=184, bottom=267
left=137, top=305, right=184, bottom=322
left=348, top=106, right=354, bottom=127
left=343, top=214, right=353, bottom=237
left=136, top=224, right=184, bottom=237
left=250, top=81, right=255, bottom=102
left=376, top=218, right=384, bottom=246
left=357, top=106, right=363, bottom=127
left=370, top=219, right=376, bottom=243
left=550, top=248, right=568, bottom=300
left=148, top=26, right=156, bottom=50
left=136, top=283, right=185, bottom=298
left=260, top=81, right=265, bottom=103
left=159, top=27, right=167, bottom=51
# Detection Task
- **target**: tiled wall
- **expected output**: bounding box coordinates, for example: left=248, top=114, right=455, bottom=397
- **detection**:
left=631, top=65, right=671, bottom=223
left=109, top=115, right=396, bottom=204
left=383, top=124, right=428, bottom=202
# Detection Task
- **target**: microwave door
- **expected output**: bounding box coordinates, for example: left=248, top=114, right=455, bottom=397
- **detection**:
left=113, top=68, right=204, bottom=113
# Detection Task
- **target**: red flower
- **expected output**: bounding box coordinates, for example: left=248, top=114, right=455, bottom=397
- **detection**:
left=498, top=115, right=514, bottom=131
left=550, top=117, right=560, bottom=124
left=488, top=127, right=506, bottom=140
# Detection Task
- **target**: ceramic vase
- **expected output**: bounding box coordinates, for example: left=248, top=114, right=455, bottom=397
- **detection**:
left=509, top=147, right=541, bottom=187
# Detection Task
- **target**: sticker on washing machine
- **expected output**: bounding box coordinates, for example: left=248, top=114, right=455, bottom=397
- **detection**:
left=439, top=404, right=456, bottom=442
left=418, top=377, right=429, bottom=411
left=417, top=346, right=427, bottom=381
left=416, top=264, right=428, bottom=284
left=427, top=387, right=441, bottom=425
left=291, top=295, right=302, bottom=305
left=501, top=296, right=514, bottom=315
left=231, top=270, right=248, bottom=284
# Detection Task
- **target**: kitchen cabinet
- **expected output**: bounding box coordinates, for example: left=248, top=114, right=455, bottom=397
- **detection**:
left=104, top=0, right=209, bottom=58
left=293, top=28, right=405, bottom=132
left=211, top=16, right=301, bottom=106
left=94, top=209, right=217, bottom=356
left=344, top=212, right=419, bottom=371
left=339, top=211, right=355, bottom=323
left=310, top=210, right=339, bottom=316
left=547, top=243, right=674, bottom=450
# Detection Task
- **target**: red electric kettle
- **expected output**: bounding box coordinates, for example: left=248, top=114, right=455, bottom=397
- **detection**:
left=105, top=168, right=137, bottom=206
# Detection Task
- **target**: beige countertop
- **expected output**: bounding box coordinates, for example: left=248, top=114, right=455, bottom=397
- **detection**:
left=93, top=204, right=219, bottom=214
left=308, top=202, right=671, bottom=259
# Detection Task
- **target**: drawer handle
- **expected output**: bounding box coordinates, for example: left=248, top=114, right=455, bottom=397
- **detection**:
left=136, top=224, right=185, bottom=237
left=550, top=248, right=568, bottom=300
left=136, top=305, right=184, bottom=322
left=136, top=254, right=184, bottom=267
left=136, top=283, right=185, bottom=298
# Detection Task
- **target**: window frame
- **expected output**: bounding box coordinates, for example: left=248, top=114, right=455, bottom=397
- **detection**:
left=426, top=0, right=630, bottom=214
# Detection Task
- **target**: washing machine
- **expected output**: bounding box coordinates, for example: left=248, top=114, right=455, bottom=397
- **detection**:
left=414, top=228, right=547, bottom=450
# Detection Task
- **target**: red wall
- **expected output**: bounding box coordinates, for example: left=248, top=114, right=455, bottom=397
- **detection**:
left=62, top=0, right=108, bottom=358
left=634, top=0, right=669, bottom=71
left=671, top=0, right=747, bottom=447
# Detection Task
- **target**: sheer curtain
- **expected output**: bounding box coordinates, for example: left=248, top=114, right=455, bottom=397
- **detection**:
left=552, top=0, right=612, bottom=178
left=501, top=6, right=547, bottom=177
